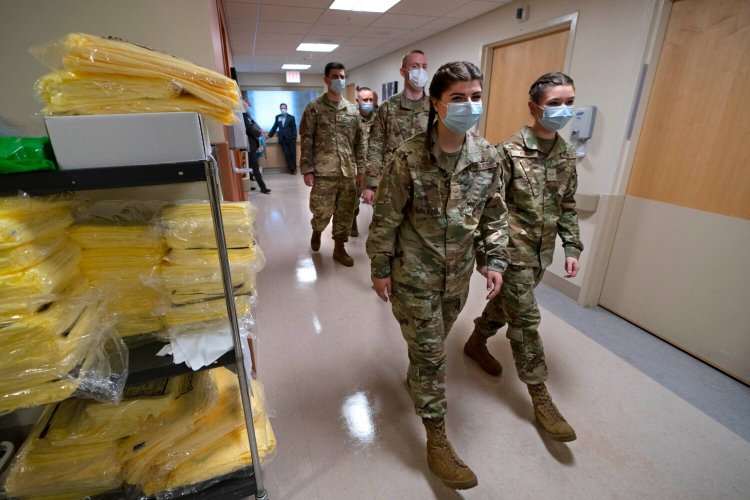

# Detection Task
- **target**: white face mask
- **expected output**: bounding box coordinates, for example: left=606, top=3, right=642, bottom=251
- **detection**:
left=242, top=101, right=251, bottom=113
left=408, top=67, right=429, bottom=88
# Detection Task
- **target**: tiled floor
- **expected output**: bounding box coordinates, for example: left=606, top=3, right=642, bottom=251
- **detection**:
left=248, top=172, right=750, bottom=499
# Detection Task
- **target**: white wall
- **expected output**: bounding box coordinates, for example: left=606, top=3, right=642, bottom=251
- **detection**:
left=0, top=0, right=223, bottom=139
left=348, top=0, right=661, bottom=297
left=237, top=72, right=324, bottom=89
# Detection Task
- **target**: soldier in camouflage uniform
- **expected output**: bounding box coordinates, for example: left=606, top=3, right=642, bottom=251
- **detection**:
left=367, top=62, right=509, bottom=490
left=467, top=72, right=584, bottom=442
left=362, top=50, right=431, bottom=205
left=350, top=86, right=377, bottom=237
left=300, top=62, right=365, bottom=266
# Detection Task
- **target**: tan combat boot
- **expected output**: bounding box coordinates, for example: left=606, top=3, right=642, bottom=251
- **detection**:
left=332, top=240, right=353, bottom=266
left=463, top=328, right=502, bottom=376
left=527, top=383, right=577, bottom=442
left=423, top=418, right=478, bottom=490
left=350, top=217, right=359, bottom=237
left=310, top=230, right=321, bottom=252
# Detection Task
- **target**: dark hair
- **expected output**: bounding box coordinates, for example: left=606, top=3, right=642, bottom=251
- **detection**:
left=529, top=72, right=575, bottom=104
left=280, top=103, right=287, bottom=108
left=425, top=61, right=483, bottom=150
left=401, top=49, right=425, bottom=68
left=324, top=61, right=345, bottom=76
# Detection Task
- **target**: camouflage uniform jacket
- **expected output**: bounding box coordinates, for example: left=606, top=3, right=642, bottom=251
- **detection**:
left=479, top=126, right=583, bottom=269
left=359, top=111, right=376, bottom=152
left=364, top=92, right=431, bottom=189
left=299, top=94, right=365, bottom=178
left=367, top=130, right=510, bottom=295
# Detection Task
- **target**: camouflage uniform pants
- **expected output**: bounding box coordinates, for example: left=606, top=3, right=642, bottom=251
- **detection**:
left=474, top=265, right=547, bottom=385
left=309, top=174, right=357, bottom=242
left=391, top=281, right=470, bottom=419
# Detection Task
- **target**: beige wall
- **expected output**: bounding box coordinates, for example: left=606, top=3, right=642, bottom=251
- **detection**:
left=0, top=0, right=225, bottom=140
left=348, top=0, right=663, bottom=299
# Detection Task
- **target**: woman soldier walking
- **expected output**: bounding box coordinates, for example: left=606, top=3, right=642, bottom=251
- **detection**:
left=366, top=61, right=509, bottom=490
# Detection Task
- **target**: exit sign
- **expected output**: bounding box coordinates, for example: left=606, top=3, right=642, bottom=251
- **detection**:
left=286, top=71, right=301, bottom=83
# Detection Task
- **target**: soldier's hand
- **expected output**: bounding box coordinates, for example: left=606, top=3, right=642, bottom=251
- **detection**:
left=476, top=265, right=488, bottom=278
left=372, top=276, right=392, bottom=302
left=303, top=173, right=315, bottom=187
left=486, top=271, right=503, bottom=300
left=564, top=257, right=580, bottom=278
left=362, top=188, right=376, bottom=205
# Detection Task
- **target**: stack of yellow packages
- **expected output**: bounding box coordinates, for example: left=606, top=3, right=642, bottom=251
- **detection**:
left=155, top=201, right=265, bottom=368
left=31, top=32, right=241, bottom=124
left=69, top=201, right=167, bottom=340
left=4, top=368, right=276, bottom=499
left=0, top=196, right=127, bottom=413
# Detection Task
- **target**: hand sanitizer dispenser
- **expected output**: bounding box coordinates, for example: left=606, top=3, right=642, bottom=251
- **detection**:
left=570, top=105, right=597, bottom=157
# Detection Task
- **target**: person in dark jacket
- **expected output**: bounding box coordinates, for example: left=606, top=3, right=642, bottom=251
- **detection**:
left=268, top=103, right=298, bottom=175
left=242, top=97, right=270, bottom=194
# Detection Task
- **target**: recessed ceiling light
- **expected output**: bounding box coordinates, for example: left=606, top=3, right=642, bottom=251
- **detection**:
left=296, top=43, right=339, bottom=52
left=329, top=0, right=401, bottom=13
left=282, top=64, right=312, bottom=70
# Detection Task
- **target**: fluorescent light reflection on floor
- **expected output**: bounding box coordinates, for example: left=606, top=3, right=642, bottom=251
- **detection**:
left=295, top=257, right=317, bottom=284
left=342, top=391, right=376, bottom=445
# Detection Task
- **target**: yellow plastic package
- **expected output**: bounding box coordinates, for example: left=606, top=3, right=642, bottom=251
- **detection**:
left=31, top=33, right=241, bottom=124
left=161, top=201, right=256, bottom=249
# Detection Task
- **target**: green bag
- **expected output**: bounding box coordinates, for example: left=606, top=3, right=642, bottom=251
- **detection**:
left=0, top=136, right=57, bottom=174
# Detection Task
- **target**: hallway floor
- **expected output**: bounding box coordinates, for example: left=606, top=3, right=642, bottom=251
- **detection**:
left=248, top=172, right=750, bottom=499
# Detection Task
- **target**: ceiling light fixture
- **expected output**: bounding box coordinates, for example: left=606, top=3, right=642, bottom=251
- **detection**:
left=282, top=64, right=312, bottom=70
left=296, top=43, right=339, bottom=52
left=329, top=0, right=401, bottom=13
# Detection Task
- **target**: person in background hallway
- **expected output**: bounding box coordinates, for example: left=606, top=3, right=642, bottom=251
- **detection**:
left=268, top=102, right=298, bottom=175
left=242, top=97, right=270, bottom=194
left=466, top=72, right=583, bottom=442
left=350, top=86, right=377, bottom=237
left=366, top=61, right=509, bottom=490
left=362, top=49, right=431, bottom=205
left=300, top=62, right=365, bottom=266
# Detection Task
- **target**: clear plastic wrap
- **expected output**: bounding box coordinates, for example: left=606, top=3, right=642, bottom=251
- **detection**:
left=0, top=205, right=73, bottom=250
left=0, top=297, right=128, bottom=413
left=0, top=240, right=81, bottom=304
left=134, top=368, right=275, bottom=499
left=164, top=294, right=255, bottom=328
left=0, top=230, right=67, bottom=274
left=159, top=262, right=257, bottom=305
left=69, top=201, right=169, bottom=339
left=120, top=370, right=219, bottom=487
left=2, top=405, right=124, bottom=499
left=161, top=201, right=257, bottom=249
left=30, top=33, right=241, bottom=124
left=3, top=368, right=275, bottom=500
left=164, top=245, right=265, bottom=274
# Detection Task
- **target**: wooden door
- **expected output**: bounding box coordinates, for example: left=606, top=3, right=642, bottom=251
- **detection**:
left=600, top=0, right=750, bottom=383
left=484, top=28, right=569, bottom=144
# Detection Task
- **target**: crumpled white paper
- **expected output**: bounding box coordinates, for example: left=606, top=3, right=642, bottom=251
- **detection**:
left=156, top=327, right=234, bottom=370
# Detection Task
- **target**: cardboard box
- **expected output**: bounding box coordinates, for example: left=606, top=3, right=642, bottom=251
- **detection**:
left=45, top=112, right=211, bottom=170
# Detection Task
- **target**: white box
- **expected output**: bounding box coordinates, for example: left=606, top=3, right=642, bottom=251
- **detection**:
left=45, top=112, right=211, bottom=170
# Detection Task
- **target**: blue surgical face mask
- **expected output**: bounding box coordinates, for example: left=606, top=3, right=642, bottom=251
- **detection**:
left=538, top=104, right=574, bottom=131
left=360, top=102, right=374, bottom=113
left=329, top=78, right=346, bottom=94
left=281, top=109, right=287, bottom=115
left=441, top=101, right=483, bottom=134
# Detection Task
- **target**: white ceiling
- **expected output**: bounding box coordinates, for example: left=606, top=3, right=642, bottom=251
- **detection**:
left=225, top=0, right=513, bottom=74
